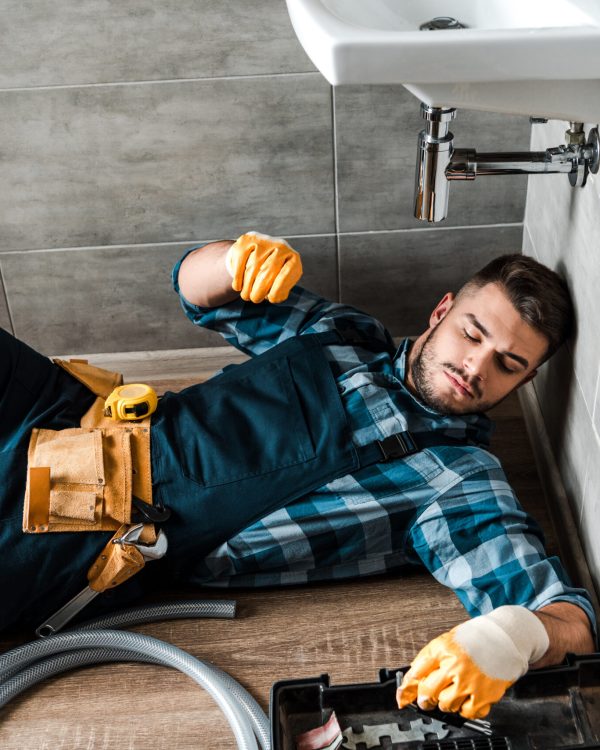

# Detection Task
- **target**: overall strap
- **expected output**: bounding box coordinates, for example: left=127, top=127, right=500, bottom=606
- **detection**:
left=312, top=329, right=473, bottom=464
left=313, top=328, right=394, bottom=354
left=356, top=430, right=471, bottom=465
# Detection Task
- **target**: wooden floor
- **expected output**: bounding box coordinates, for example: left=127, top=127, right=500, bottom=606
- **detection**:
left=0, top=358, right=579, bottom=748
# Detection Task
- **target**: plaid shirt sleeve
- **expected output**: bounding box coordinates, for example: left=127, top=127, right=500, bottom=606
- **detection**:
left=172, top=245, right=394, bottom=357
left=407, top=456, right=597, bottom=633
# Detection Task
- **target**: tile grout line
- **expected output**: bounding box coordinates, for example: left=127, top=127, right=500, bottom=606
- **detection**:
left=578, top=456, right=591, bottom=528
left=0, top=223, right=526, bottom=256
left=0, top=71, right=320, bottom=94
left=592, top=367, right=600, bottom=441
left=0, top=262, right=16, bottom=335
left=331, top=85, right=342, bottom=303
left=567, top=351, right=596, bottom=426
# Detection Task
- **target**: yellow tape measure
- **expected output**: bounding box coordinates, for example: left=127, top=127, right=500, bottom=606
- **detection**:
left=104, top=384, right=158, bottom=421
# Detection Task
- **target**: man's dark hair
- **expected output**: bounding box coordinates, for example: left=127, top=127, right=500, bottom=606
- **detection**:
left=457, top=253, right=574, bottom=363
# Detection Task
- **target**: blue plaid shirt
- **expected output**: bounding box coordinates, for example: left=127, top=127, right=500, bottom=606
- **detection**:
left=172, top=249, right=595, bottom=629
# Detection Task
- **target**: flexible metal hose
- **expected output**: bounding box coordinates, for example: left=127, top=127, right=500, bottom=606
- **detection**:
left=0, top=601, right=270, bottom=750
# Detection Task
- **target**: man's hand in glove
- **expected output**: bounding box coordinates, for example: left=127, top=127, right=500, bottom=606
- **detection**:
left=225, top=231, right=303, bottom=304
left=396, top=606, right=550, bottom=719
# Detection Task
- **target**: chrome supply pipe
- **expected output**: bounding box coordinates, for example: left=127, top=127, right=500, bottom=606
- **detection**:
left=414, top=103, right=600, bottom=222
left=447, top=150, right=578, bottom=178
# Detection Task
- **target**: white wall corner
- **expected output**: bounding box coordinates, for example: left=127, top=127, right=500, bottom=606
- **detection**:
left=518, top=382, right=600, bottom=619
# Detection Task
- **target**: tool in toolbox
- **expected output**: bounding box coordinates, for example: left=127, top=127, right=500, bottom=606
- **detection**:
left=272, top=658, right=600, bottom=750
left=341, top=716, right=450, bottom=748
left=104, top=383, right=159, bottom=421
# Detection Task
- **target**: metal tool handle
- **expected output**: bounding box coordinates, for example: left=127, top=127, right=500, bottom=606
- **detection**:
left=36, top=585, right=100, bottom=638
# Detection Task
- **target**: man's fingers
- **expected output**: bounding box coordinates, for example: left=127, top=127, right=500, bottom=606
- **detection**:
left=396, top=678, right=419, bottom=708
left=230, top=244, right=255, bottom=293
left=437, top=684, right=468, bottom=714
left=396, top=649, right=441, bottom=708
left=416, top=668, right=455, bottom=709
left=228, top=234, right=302, bottom=303
left=405, top=647, right=441, bottom=680
left=250, top=250, right=288, bottom=303
left=268, top=255, right=303, bottom=303
left=241, top=248, right=274, bottom=300
left=459, top=695, right=492, bottom=720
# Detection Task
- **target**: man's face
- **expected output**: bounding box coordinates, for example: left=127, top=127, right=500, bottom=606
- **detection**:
left=406, top=282, right=550, bottom=415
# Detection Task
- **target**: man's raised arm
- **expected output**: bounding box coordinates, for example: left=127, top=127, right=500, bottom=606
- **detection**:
left=178, top=232, right=303, bottom=309
left=178, top=240, right=237, bottom=309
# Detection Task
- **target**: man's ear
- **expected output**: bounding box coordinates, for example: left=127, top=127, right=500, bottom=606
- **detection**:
left=429, top=292, right=455, bottom=328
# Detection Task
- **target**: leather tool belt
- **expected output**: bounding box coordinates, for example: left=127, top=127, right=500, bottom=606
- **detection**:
left=22, top=358, right=158, bottom=594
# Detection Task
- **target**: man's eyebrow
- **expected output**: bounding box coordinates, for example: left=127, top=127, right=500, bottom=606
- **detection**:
left=465, top=313, right=529, bottom=369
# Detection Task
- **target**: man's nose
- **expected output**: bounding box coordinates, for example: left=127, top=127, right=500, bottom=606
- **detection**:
left=463, top=348, right=490, bottom=380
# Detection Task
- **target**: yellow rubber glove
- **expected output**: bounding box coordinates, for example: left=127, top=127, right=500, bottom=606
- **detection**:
left=225, top=231, right=303, bottom=304
left=396, top=606, right=549, bottom=719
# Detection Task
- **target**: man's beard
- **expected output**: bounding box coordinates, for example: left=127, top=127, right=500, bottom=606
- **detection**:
left=410, top=325, right=495, bottom=415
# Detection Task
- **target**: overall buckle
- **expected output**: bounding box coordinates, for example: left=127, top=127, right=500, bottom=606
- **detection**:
left=377, top=432, right=418, bottom=461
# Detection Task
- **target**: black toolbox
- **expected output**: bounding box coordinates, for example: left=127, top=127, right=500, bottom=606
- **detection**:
left=271, top=654, right=600, bottom=749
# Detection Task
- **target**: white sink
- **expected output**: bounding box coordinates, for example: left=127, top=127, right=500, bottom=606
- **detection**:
left=286, top=0, right=600, bottom=121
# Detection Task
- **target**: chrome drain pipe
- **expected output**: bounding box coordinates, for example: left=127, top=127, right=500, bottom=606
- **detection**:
left=414, top=103, right=600, bottom=222
left=414, top=105, right=456, bottom=222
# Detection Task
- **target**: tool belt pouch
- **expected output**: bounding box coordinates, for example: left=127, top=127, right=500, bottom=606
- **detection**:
left=23, top=358, right=152, bottom=534
left=53, top=357, right=122, bottom=399
left=88, top=527, right=146, bottom=592
left=23, top=426, right=135, bottom=533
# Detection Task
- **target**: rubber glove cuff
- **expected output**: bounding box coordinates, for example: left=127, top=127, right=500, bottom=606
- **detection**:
left=456, top=605, right=550, bottom=680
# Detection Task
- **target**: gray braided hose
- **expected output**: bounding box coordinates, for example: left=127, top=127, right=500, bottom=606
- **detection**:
left=73, top=598, right=237, bottom=630
left=0, top=601, right=270, bottom=750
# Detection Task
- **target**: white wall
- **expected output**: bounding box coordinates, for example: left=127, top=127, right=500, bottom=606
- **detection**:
left=524, top=120, right=600, bottom=596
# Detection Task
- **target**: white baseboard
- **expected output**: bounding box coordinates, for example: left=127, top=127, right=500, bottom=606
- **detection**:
left=519, top=383, right=600, bottom=618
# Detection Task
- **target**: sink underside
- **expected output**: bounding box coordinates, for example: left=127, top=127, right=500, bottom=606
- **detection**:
left=321, top=0, right=596, bottom=33
left=286, top=0, right=600, bottom=121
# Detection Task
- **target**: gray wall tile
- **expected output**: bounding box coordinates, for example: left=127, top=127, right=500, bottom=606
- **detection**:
left=526, top=121, right=600, bottom=414
left=339, top=225, right=523, bottom=336
left=2, top=235, right=337, bottom=354
left=0, top=1, right=314, bottom=89
left=0, top=75, right=334, bottom=252
left=334, top=86, right=531, bottom=233
left=0, top=269, right=12, bottom=332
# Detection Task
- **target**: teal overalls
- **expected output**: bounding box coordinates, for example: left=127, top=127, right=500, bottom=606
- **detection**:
left=0, top=329, right=110, bottom=632
left=0, top=327, right=453, bottom=632
left=151, top=329, right=455, bottom=581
